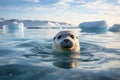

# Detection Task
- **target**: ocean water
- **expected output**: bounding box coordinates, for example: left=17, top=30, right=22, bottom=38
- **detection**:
left=0, top=29, right=120, bottom=80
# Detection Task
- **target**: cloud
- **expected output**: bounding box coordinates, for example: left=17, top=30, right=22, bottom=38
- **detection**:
left=53, top=0, right=120, bottom=17
left=82, top=0, right=120, bottom=16
left=54, top=0, right=74, bottom=8
left=118, top=0, right=120, bottom=3
left=54, top=0, right=86, bottom=8
left=23, top=0, right=40, bottom=3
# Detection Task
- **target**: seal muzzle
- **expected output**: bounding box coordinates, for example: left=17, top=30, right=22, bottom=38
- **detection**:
left=60, top=39, right=73, bottom=48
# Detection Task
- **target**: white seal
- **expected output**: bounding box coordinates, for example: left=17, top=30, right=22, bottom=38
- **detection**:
left=53, top=31, right=80, bottom=58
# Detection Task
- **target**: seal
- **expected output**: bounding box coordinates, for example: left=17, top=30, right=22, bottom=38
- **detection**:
left=53, top=31, right=80, bottom=58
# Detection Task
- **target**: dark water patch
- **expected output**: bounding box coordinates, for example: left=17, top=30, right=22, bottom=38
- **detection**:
left=80, top=42, right=105, bottom=62
left=0, top=48, right=16, bottom=56
left=14, top=40, right=39, bottom=48
left=0, top=64, right=56, bottom=80
left=80, top=42, right=105, bottom=54
left=23, top=53, right=54, bottom=63
left=0, top=38, right=32, bottom=48
left=104, top=48, right=120, bottom=54
left=0, top=64, right=119, bottom=80
left=29, top=40, right=53, bottom=54
left=0, top=47, right=24, bottom=57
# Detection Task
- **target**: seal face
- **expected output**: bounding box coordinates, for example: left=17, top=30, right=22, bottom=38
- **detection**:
left=53, top=31, right=80, bottom=58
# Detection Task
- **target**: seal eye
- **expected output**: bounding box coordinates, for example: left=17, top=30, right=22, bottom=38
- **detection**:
left=70, top=34, right=74, bottom=39
left=57, top=35, right=62, bottom=39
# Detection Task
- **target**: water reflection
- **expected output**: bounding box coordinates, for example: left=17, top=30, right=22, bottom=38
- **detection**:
left=53, top=58, right=79, bottom=69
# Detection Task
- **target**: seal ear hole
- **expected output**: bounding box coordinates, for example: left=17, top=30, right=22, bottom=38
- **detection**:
left=70, top=34, right=74, bottom=39
left=57, top=35, right=62, bottom=39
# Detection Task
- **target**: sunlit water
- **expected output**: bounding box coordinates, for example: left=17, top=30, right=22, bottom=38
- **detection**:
left=0, top=29, right=120, bottom=80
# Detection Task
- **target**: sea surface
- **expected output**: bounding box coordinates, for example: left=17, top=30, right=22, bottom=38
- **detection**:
left=0, top=29, right=120, bottom=80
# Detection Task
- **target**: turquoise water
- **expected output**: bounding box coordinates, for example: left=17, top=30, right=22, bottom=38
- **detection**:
left=0, top=29, right=120, bottom=80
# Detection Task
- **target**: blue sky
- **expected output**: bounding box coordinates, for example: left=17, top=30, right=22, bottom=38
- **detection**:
left=0, top=0, right=120, bottom=26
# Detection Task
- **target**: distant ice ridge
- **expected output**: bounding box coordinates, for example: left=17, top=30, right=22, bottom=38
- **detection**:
left=35, top=21, right=75, bottom=28
left=109, top=24, right=120, bottom=32
left=79, top=20, right=108, bottom=33
left=3, top=21, right=25, bottom=37
left=0, top=18, right=78, bottom=29
left=22, top=20, right=77, bottom=29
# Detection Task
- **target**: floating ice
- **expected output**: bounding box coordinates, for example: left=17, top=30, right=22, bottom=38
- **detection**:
left=109, top=24, right=120, bottom=32
left=3, top=21, right=25, bottom=37
left=79, top=21, right=108, bottom=33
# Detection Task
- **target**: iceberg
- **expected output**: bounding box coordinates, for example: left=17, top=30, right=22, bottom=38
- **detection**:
left=79, top=21, right=108, bottom=33
left=109, top=24, right=120, bottom=32
left=3, top=21, right=25, bottom=37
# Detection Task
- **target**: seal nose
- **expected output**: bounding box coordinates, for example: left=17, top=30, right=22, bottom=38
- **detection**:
left=60, top=39, right=73, bottom=48
left=64, top=39, right=70, bottom=42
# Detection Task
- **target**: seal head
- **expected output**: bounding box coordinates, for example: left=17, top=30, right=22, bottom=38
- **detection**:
left=53, top=31, right=80, bottom=58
